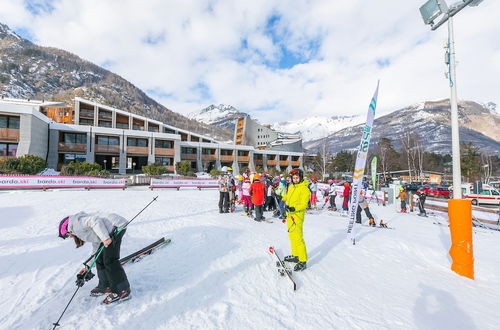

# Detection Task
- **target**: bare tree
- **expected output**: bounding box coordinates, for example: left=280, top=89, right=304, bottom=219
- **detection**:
left=400, top=129, right=414, bottom=182
left=481, top=153, right=493, bottom=183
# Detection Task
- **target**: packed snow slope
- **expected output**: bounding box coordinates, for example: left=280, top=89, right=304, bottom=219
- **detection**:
left=0, top=188, right=499, bottom=329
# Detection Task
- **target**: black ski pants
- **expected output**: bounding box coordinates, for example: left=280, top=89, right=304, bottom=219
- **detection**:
left=356, top=205, right=374, bottom=224
left=219, top=191, right=229, bottom=212
left=96, top=229, right=130, bottom=293
left=330, top=195, right=336, bottom=209
left=418, top=196, right=427, bottom=214
left=254, top=204, right=264, bottom=220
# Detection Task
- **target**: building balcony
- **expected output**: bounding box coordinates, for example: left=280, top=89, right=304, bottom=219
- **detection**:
left=291, top=160, right=301, bottom=167
left=267, top=160, right=277, bottom=166
left=58, top=142, right=86, bottom=153
left=126, top=146, right=149, bottom=155
left=181, top=154, right=197, bottom=161
left=254, top=159, right=263, bottom=165
left=0, top=128, right=20, bottom=141
left=238, top=156, right=250, bottom=162
left=98, top=114, right=112, bottom=120
left=155, top=148, right=175, bottom=156
left=202, top=154, right=216, bottom=161
left=279, top=161, right=289, bottom=167
left=95, top=144, right=120, bottom=154
left=220, top=155, right=233, bottom=162
left=79, top=111, right=94, bottom=119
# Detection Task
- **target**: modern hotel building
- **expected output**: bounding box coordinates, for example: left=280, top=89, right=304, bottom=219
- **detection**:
left=0, top=97, right=303, bottom=175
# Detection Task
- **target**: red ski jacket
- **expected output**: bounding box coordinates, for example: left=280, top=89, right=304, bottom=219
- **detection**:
left=250, top=181, right=265, bottom=206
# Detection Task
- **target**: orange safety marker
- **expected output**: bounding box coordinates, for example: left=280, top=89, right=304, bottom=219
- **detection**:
left=448, top=199, right=474, bottom=279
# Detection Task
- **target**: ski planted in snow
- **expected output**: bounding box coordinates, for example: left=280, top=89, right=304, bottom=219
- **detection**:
left=269, top=246, right=296, bottom=291
left=120, top=237, right=171, bottom=265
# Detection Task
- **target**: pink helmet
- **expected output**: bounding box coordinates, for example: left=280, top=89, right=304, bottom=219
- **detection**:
left=58, top=217, right=70, bottom=239
left=328, top=179, right=334, bottom=184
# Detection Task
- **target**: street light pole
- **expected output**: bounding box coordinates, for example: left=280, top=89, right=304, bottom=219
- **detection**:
left=447, top=16, right=462, bottom=199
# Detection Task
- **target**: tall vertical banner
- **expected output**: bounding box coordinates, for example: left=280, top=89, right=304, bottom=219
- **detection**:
left=347, top=81, right=380, bottom=244
left=371, top=156, right=378, bottom=190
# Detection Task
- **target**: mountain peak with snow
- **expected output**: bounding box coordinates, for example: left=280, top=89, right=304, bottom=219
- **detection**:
left=272, top=114, right=365, bottom=141
left=188, top=104, right=248, bottom=130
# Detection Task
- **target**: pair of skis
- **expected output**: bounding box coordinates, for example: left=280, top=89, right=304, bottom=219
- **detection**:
left=268, top=246, right=296, bottom=291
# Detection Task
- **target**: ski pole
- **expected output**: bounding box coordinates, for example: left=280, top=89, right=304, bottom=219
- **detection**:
left=52, top=196, right=158, bottom=329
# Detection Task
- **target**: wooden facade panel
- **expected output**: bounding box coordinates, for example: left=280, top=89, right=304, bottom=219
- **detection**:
left=155, top=148, right=175, bottom=156
left=126, top=146, right=149, bottom=155
left=58, top=142, right=86, bottom=153
left=220, top=155, right=233, bottom=162
left=181, top=154, right=197, bottom=161
left=95, top=145, right=120, bottom=154
left=0, top=128, right=19, bottom=141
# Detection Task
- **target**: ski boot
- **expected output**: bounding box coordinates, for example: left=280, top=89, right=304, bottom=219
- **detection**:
left=284, top=255, right=299, bottom=263
left=103, top=289, right=131, bottom=305
left=90, top=286, right=111, bottom=297
left=294, top=261, right=307, bottom=272
left=369, top=218, right=376, bottom=227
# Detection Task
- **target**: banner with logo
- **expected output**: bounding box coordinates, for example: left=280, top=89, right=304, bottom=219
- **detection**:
left=0, top=176, right=126, bottom=189
left=150, top=178, right=218, bottom=189
left=347, top=82, right=380, bottom=243
left=371, top=156, right=378, bottom=189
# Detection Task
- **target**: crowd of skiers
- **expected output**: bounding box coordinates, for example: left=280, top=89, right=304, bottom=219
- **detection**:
left=54, top=170, right=430, bottom=305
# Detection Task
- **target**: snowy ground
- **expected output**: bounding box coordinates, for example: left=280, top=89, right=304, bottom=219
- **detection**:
left=1, top=187, right=499, bottom=330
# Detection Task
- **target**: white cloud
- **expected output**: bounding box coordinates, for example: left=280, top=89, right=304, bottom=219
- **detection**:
left=1, top=0, right=498, bottom=124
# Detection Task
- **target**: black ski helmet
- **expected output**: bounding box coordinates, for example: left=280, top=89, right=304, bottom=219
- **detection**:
left=289, top=168, right=304, bottom=182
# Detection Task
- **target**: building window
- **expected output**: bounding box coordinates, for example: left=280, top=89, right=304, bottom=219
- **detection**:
left=98, top=120, right=112, bottom=128
left=127, top=138, right=148, bottom=147
left=79, top=118, right=94, bottom=125
left=220, top=149, right=232, bottom=156
left=0, top=115, right=20, bottom=129
left=0, top=143, right=17, bottom=156
left=62, top=153, right=86, bottom=164
left=202, top=149, right=215, bottom=155
left=164, top=127, right=176, bottom=134
left=148, top=125, right=159, bottom=132
left=116, top=122, right=129, bottom=129
left=96, top=136, right=120, bottom=145
left=155, top=157, right=173, bottom=166
left=238, top=150, right=247, bottom=156
left=155, top=140, right=173, bottom=149
left=181, top=147, right=196, bottom=154
left=64, top=133, right=87, bottom=144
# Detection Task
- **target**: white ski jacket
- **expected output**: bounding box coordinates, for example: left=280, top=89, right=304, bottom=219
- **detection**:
left=67, top=212, right=127, bottom=252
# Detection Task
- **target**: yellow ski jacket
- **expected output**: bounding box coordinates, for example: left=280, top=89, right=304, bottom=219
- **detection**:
left=282, top=180, right=311, bottom=214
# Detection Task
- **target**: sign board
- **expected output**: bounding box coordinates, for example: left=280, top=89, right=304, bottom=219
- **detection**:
left=0, top=176, right=126, bottom=189
left=150, top=178, right=218, bottom=189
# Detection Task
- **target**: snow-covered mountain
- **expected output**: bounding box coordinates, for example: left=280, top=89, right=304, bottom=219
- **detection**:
left=0, top=22, right=232, bottom=141
left=272, top=115, right=364, bottom=142
left=188, top=104, right=248, bottom=131
left=305, top=99, right=500, bottom=156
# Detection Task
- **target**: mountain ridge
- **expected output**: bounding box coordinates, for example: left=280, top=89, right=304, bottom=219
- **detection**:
left=0, top=22, right=233, bottom=141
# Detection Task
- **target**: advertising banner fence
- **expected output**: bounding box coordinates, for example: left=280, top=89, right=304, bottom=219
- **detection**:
left=150, top=178, right=218, bottom=189
left=0, top=176, right=126, bottom=189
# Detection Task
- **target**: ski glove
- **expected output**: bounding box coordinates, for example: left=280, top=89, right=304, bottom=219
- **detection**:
left=286, top=206, right=295, bottom=212
left=75, top=270, right=95, bottom=287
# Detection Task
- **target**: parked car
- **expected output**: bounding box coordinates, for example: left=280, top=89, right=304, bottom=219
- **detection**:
left=195, top=172, right=212, bottom=179
left=427, top=186, right=451, bottom=199
left=404, top=183, right=421, bottom=192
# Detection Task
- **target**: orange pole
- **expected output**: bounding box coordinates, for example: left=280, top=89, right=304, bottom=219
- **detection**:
left=448, top=199, right=474, bottom=279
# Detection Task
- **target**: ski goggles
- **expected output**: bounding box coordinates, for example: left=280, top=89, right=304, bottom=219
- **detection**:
left=58, top=217, right=70, bottom=239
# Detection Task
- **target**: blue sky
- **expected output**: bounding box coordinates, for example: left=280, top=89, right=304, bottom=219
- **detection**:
left=1, top=0, right=499, bottom=123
